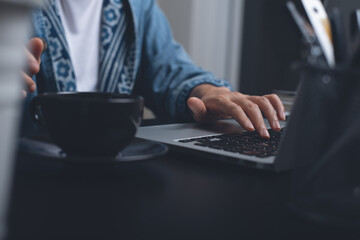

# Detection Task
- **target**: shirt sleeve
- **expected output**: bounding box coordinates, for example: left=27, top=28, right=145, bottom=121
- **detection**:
left=133, top=0, right=233, bottom=121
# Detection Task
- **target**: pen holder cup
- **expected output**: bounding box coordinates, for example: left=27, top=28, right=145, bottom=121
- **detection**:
left=287, top=65, right=360, bottom=228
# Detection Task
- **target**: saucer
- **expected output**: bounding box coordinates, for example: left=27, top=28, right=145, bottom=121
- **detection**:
left=18, top=136, right=168, bottom=163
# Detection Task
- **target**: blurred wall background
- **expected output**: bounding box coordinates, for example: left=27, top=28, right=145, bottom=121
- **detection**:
left=157, top=0, right=245, bottom=91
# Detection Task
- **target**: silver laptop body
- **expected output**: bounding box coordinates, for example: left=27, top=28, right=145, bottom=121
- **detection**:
left=136, top=118, right=295, bottom=171
left=137, top=81, right=314, bottom=172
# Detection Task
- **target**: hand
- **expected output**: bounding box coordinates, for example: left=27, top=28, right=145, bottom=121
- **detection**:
left=22, top=38, right=46, bottom=97
left=187, top=84, right=286, bottom=139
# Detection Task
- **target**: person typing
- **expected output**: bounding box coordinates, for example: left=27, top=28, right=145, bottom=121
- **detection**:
left=22, top=0, right=285, bottom=138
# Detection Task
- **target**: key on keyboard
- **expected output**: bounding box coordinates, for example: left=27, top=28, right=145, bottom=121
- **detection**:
left=178, top=129, right=285, bottom=158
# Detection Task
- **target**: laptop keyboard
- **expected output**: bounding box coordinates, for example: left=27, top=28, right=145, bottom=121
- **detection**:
left=178, top=128, right=285, bottom=158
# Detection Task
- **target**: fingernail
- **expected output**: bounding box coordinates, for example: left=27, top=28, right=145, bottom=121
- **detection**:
left=261, top=128, right=270, bottom=138
left=30, top=84, right=36, bottom=92
left=282, top=111, right=286, bottom=120
left=273, top=120, right=281, bottom=130
left=40, top=38, right=47, bottom=52
left=29, top=64, right=39, bottom=76
left=246, top=122, right=255, bottom=132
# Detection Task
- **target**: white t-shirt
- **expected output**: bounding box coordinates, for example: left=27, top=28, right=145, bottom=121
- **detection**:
left=57, top=0, right=103, bottom=92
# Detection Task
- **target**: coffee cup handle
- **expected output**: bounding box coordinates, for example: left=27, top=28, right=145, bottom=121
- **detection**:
left=30, top=96, right=46, bottom=126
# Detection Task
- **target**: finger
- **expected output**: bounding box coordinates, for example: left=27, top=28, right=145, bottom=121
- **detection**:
left=247, top=96, right=281, bottom=131
left=22, top=90, right=27, bottom=98
left=187, top=97, right=209, bottom=122
left=235, top=99, right=270, bottom=138
left=22, top=72, right=36, bottom=93
left=25, top=48, right=40, bottom=76
left=265, top=94, right=286, bottom=121
left=28, top=38, right=45, bottom=64
left=223, top=102, right=255, bottom=132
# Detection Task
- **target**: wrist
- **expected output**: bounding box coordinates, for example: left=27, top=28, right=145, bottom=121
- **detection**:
left=190, top=84, right=231, bottom=99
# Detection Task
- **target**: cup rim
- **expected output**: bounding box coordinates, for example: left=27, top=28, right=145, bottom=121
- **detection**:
left=37, top=92, right=144, bottom=104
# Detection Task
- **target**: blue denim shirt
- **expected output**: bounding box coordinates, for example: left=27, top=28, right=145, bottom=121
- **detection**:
left=22, top=0, right=232, bottom=136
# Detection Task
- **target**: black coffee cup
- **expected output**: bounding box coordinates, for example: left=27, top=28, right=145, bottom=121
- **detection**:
left=30, top=92, right=144, bottom=157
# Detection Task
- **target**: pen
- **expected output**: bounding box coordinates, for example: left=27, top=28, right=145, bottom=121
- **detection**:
left=350, top=9, right=360, bottom=67
left=329, top=8, right=350, bottom=66
left=350, top=9, right=360, bottom=40
left=352, top=33, right=360, bottom=67
left=287, top=2, right=316, bottom=45
left=286, top=1, right=327, bottom=66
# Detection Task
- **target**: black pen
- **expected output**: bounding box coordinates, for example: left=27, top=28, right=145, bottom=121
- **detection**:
left=350, top=9, right=360, bottom=67
left=350, top=9, right=360, bottom=40
left=329, top=8, right=351, bottom=66
left=286, top=1, right=327, bottom=66
left=352, top=33, right=360, bottom=67
left=287, top=2, right=316, bottom=45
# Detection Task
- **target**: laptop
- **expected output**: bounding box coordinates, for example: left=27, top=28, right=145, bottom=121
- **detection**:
left=136, top=83, right=317, bottom=172
left=136, top=118, right=289, bottom=171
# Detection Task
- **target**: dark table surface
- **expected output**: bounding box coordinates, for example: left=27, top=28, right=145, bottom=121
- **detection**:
left=6, top=121, right=360, bottom=240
